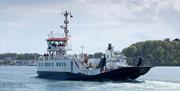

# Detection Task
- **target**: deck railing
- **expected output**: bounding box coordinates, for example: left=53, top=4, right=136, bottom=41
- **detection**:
left=48, top=33, right=65, bottom=38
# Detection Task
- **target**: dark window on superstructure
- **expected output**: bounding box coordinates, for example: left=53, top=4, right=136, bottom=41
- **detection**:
left=55, top=62, right=66, bottom=67
left=62, top=62, right=64, bottom=66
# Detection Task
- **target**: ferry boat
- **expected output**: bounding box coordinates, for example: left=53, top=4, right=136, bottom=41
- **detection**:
left=37, top=10, right=152, bottom=81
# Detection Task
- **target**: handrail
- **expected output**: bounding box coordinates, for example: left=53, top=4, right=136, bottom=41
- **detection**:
left=48, top=33, right=65, bottom=39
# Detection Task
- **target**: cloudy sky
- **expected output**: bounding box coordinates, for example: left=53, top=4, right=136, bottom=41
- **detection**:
left=0, top=0, right=180, bottom=54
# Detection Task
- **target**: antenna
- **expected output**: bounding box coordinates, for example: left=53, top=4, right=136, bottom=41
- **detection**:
left=61, top=10, right=73, bottom=38
left=81, top=46, right=84, bottom=54
left=50, top=31, right=53, bottom=38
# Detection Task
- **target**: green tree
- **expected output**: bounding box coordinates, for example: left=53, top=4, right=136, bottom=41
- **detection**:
left=122, top=40, right=180, bottom=66
left=94, top=52, right=104, bottom=58
left=151, top=47, right=165, bottom=65
left=122, top=46, right=137, bottom=57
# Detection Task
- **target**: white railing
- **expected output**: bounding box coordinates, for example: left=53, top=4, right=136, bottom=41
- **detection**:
left=48, top=33, right=65, bottom=38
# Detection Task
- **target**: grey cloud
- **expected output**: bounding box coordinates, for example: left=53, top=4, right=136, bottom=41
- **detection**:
left=75, top=0, right=180, bottom=23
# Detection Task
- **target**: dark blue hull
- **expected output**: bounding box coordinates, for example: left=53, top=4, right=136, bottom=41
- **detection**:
left=37, top=67, right=151, bottom=81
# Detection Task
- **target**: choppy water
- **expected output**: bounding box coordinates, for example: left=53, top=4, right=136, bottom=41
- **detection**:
left=0, top=66, right=180, bottom=91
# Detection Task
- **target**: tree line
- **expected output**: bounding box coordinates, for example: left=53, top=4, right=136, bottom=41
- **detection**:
left=0, top=53, right=40, bottom=61
left=1, top=38, right=180, bottom=66
left=122, top=39, right=180, bottom=66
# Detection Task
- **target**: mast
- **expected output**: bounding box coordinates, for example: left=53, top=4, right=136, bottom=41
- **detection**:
left=61, top=10, right=73, bottom=45
left=45, top=10, right=73, bottom=60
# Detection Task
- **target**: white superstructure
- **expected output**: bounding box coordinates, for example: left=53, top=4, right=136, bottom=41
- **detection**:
left=37, top=10, right=101, bottom=75
left=37, top=10, right=128, bottom=76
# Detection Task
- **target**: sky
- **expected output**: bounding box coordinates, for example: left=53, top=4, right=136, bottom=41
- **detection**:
left=0, top=0, right=180, bottom=54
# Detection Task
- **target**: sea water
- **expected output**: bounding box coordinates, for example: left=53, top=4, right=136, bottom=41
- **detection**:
left=0, top=66, right=180, bottom=91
